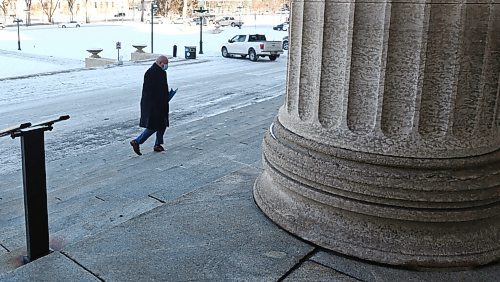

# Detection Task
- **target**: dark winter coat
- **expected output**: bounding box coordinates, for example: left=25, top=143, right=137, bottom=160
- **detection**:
left=139, top=62, right=169, bottom=130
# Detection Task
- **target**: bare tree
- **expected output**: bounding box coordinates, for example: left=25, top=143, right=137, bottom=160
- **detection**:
left=40, top=0, right=59, bottom=23
left=1, top=0, right=10, bottom=23
left=155, top=0, right=166, bottom=16
left=67, top=0, right=76, bottom=21
left=135, top=0, right=193, bottom=23
left=140, top=0, right=144, bottom=22
left=128, top=0, right=135, bottom=10
left=24, top=0, right=32, bottom=25
left=160, top=0, right=195, bottom=16
left=128, top=0, right=136, bottom=19
left=252, top=0, right=286, bottom=13
left=182, top=0, right=187, bottom=18
left=84, top=0, right=89, bottom=23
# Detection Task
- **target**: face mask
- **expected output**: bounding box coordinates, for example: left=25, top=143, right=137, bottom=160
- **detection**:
left=162, top=64, right=169, bottom=71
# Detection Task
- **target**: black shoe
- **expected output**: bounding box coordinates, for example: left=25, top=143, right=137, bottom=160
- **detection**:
left=153, top=145, right=165, bottom=152
left=130, top=140, right=142, bottom=155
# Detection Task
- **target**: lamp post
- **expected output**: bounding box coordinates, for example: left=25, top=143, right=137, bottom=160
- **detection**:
left=14, top=19, right=22, bottom=50
left=193, top=5, right=208, bottom=55
left=150, top=1, right=157, bottom=53
left=237, top=6, right=242, bottom=29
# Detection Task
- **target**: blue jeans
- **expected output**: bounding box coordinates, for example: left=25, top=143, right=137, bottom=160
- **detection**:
left=134, top=127, right=166, bottom=146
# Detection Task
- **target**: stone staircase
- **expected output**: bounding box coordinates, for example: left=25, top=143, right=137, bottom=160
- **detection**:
left=0, top=96, right=282, bottom=275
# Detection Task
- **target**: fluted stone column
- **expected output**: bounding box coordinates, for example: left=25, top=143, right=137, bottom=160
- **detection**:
left=254, top=0, right=500, bottom=268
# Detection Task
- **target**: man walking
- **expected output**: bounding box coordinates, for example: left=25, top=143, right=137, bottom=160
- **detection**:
left=130, top=55, right=170, bottom=155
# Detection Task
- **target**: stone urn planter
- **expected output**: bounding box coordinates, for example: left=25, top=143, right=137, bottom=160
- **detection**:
left=132, top=45, right=147, bottom=53
left=86, top=48, right=103, bottom=58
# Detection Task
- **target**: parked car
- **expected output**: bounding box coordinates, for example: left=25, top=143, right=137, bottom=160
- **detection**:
left=282, top=36, right=289, bottom=50
left=192, top=17, right=208, bottom=26
left=114, top=12, right=126, bottom=17
left=221, top=34, right=283, bottom=61
left=171, top=17, right=184, bottom=24
left=58, top=21, right=82, bottom=28
left=214, top=16, right=243, bottom=27
left=206, top=14, right=216, bottom=24
left=0, top=22, right=4, bottom=29
left=273, top=22, right=289, bottom=31
left=145, top=16, right=164, bottom=24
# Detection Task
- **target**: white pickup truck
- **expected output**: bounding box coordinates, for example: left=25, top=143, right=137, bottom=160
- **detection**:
left=221, top=34, right=284, bottom=61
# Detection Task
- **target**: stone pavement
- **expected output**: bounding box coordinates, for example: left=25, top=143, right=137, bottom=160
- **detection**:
left=0, top=95, right=499, bottom=281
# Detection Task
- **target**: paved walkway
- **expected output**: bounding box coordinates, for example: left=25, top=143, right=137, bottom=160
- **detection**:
left=0, top=96, right=499, bottom=281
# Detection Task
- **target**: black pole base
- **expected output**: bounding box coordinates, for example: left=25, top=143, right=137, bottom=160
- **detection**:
left=22, top=248, right=53, bottom=264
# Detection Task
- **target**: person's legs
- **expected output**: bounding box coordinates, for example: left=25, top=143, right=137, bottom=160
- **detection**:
left=130, top=128, right=156, bottom=156
left=136, top=128, right=156, bottom=144
left=154, top=127, right=166, bottom=146
left=153, top=127, right=166, bottom=152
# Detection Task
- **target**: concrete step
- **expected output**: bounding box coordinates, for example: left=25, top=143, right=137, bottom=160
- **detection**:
left=0, top=96, right=282, bottom=275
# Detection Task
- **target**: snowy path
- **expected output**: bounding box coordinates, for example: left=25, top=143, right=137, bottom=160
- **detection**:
left=0, top=55, right=287, bottom=176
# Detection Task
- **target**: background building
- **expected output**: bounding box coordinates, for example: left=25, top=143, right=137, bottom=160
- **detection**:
left=1, top=0, right=289, bottom=24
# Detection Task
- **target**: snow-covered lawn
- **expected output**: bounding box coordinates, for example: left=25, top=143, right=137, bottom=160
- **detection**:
left=0, top=14, right=289, bottom=79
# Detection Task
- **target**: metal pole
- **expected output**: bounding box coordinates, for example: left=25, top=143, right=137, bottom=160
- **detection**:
left=194, top=7, right=207, bottom=55
left=150, top=5, right=153, bottom=53
left=199, top=15, right=203, bottom=54
left=17, top=21, right=21, bottom=51
left=20, top=129, right=50, bottom=262
left=1, top=115, right=69, bottom=264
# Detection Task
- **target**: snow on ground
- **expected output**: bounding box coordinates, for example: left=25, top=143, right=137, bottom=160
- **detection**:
left=0, top=14, right=289, bottom=79
left=0, top=15, right=289, bottom=175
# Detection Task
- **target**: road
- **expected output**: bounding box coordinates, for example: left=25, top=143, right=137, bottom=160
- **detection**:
left=0, top=56, right=287, bottom=176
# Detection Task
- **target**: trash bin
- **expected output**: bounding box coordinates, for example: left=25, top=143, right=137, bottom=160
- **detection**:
left=184, top=46, right=196, bottom=59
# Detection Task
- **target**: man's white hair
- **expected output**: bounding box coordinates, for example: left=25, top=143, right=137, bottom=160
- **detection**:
left=156, top=55, right=168, bottom=65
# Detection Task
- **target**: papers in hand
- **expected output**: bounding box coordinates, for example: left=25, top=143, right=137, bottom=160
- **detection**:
left=168, top=88, right=178, bottom=101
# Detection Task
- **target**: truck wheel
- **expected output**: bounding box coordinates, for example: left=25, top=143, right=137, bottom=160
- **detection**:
left=269, top=55, right=277, bottom=61
left=231, top=22, right=235, bottom=27
left=248, top=49, right=258, bottom=61
left=221, top=47, right=229, bottom=58
left=283, top=41, right=289, bottom=50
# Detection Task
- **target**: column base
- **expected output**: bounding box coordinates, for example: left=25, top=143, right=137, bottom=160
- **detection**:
left=254, top=119, right=500, bottom=268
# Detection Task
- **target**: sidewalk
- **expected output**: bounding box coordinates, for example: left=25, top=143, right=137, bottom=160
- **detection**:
left=0, top=96, right=499, bottom=281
